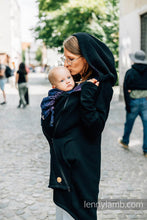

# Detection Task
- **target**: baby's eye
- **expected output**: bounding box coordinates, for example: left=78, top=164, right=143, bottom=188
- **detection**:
left=67, top=76, right=71, bottom=79
left=60, top=79, right=64, bottom=82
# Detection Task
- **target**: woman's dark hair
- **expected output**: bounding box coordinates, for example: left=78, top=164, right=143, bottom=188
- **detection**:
left=19, top=62, right=27, bottom=74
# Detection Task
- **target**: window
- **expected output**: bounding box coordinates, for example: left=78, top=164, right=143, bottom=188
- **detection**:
left=141, top=13, right=147, bottom=55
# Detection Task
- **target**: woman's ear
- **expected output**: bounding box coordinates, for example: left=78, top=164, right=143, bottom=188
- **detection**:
left=82, top=58, right=89, bottom=71
left=82, top=57, right=87, bottom=64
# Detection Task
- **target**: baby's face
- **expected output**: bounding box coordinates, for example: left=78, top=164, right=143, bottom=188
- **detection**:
left=53, top=68, right=75, bottom=91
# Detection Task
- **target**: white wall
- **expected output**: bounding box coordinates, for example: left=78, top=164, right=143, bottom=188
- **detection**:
left=0, top=0, right=21, bottom=67
left=119, top=2, right=147, bottom=99
left=0, top=0, right=11, bottom=55
left=10, top=0, right=21, bottom=67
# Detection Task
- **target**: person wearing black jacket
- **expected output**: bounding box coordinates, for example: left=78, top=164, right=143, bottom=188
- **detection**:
left=41, top=32, right=117, bottom=220
left=15, top=62, right=28, bottom=108
left=119, top=50, right=147, bottom=157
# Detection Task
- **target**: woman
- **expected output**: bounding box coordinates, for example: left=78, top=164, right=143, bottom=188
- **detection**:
left=41, top=32, right=117, bottom=220
left=15, top=62, right=28, bottom=108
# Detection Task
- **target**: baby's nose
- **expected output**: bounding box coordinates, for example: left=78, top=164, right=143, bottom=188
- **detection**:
left=64, top=60, right=68, bottom=67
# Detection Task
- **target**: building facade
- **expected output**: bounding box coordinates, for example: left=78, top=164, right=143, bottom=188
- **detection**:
left=0, top=0, right=21, bottom=67
left=119, top=0, right=147, bottom=99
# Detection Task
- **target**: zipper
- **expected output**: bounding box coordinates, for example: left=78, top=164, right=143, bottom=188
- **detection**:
left=53, top=96, right=69, bottom=136
left=52, top=96, right=71, bottom=192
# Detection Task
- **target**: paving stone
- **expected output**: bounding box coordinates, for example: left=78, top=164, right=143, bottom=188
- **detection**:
left=36, top=212, right=49, bottom=220
left=127, top=214, right=141, bottom=219
left=0, top=202, right=9, bottom=209
left=21, top=214, right=34, bottom=220
left=0, top=74, right=147, bottom=220
left=24, top=200, right=35, bottom=206
left=32, top=193, right=42, bottom=198
left=29, top=204, right=40, bottom=211
left=135, top=215, right=147, bottom=219
left=15, top=209, right=25, bottom=216
left=0, top=215, right=4, bottom=220
left=3, top=209, right=15, bottom=218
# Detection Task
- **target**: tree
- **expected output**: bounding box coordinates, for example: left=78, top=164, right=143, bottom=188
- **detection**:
left=35, top=47, right=42, bottom=64
left=102, top=0, right=119, bottom=72
left=35, top=0, right=106, bottom=49
left=35, top=0, right=119, bottom=80
left=22, top=50, right=25, bottom=63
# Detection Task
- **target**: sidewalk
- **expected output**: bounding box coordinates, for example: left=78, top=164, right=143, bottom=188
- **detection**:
left=0, top=73, right=147, bottom=220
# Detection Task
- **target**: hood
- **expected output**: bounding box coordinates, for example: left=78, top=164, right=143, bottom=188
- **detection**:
left=132, top=63, right=147, bottom=74
left=73, top=32, right=117, bottom=86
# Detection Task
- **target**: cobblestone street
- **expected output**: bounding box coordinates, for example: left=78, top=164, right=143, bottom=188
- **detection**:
left=0, top=73, right=147, bottom=220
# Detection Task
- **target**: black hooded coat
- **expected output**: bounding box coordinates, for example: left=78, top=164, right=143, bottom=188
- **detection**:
left=123, top=63, right=147, bottom=112
left=41, top=33, right=117, bottom=220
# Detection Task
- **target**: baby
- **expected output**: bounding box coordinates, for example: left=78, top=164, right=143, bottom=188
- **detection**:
left=41, top=66, right=80, bottom=126
left=48, top=66, right=75, bottom=91
left=41, top=66, right=98, bottom=126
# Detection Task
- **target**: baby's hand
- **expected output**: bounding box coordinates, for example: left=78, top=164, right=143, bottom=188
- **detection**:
left=87, top=78, right=99, bottom=86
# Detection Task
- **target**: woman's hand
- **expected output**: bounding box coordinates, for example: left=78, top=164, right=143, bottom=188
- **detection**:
left=87, top=78, right=99, bottom=86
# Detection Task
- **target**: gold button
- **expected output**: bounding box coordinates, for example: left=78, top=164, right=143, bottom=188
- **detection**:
left=57, top=177, right=62, bottom=183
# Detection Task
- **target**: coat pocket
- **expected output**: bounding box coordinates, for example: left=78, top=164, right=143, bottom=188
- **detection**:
left=48, top=138, right=71, bottom=191
left=63, top=139, right=79, bottom=167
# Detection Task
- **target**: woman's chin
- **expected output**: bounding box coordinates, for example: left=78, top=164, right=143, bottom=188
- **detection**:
left=70, top=70, right=75, bottom=75
left=72, top=74, right=81, bottom=82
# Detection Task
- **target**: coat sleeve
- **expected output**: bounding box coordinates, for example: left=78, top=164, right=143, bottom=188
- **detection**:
left=123, top=71, right=131, bottom=113
left=80, top=81, right=113, bottom=137
left=41, top=114, right=53, bottom=144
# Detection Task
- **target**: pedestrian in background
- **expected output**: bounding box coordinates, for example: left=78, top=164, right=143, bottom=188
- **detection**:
left=15, top=62, right=28, bottom=108
left=119, top=50, right=147, bottom=157
left=0, top=60, right=7, bottom=105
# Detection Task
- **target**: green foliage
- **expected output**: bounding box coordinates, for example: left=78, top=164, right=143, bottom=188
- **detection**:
left=98, top=0, right=119, bottom=85
left=35, top=47, right=42, bottom=64
left=38, top=0, right=69, bottom=13
left=35, top=0, right=119, bottom=83
left=103, top=0, right=119, bottom=71
left=22, top=50, right=25, bottom=63
left=35, top=0, right=106, bottom=49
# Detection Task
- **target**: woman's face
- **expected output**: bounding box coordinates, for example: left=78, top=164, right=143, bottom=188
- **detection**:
left=64, top=47, right=87, bottom=76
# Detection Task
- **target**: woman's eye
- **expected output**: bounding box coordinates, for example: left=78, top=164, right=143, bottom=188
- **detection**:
left=68, top=58, right=73, bottom=61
